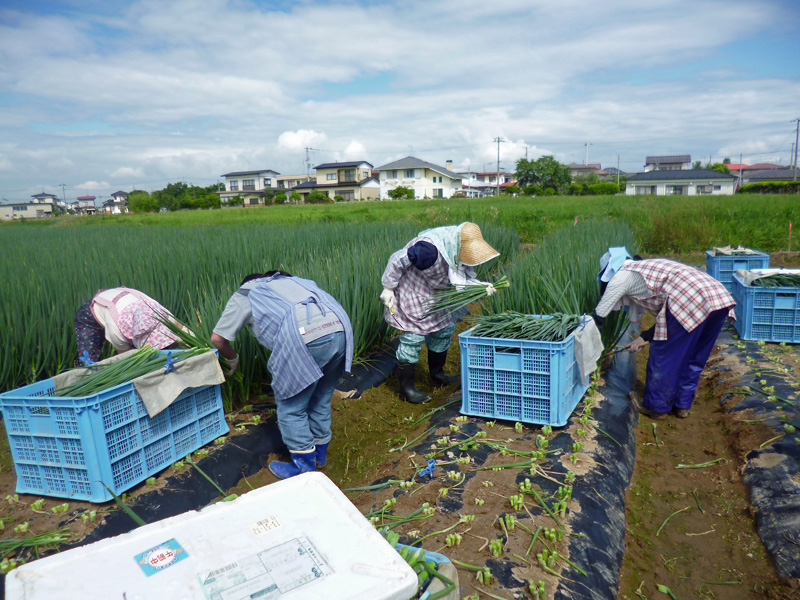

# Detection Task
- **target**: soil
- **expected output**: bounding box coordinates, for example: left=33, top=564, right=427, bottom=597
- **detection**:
left=3, top=253, right=800, bottom=599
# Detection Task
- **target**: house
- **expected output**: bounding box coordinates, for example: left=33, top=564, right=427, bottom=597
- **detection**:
left=457, top=172, right=496, bottom=197
left=0, top=202, right=54, bottom=220
left=292, top=161, right=379, bottom=202
left=110, top=191, right=128, bottom=204
left=741, top=168, right=800, bottom=185
left=30, top=192, right=59, bottom=205
left=102, top=199, right=129, bottom=214
left=218, top=169, right=280, bottom=206
left=376, top=156, right=462, bottom=200
left=71, top=196, right=97, bottom=215
left=567, top=163, right=603, bottom=179
left=644, top=155, right=691, bottom=172
left=625, top=169, right=735, bottom=196
left=277, top=174, right=314, bottom=192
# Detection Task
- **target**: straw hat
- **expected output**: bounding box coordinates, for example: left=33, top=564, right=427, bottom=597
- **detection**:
left=459, top=222, right=500, bottom=266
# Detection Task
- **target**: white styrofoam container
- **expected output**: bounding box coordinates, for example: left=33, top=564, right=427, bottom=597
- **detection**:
left=6, top=472, right=417, bottom=600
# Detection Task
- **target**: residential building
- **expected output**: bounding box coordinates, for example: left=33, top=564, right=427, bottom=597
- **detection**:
left=626, top=169, right=735, bottom=196
left=376, top=156, right=462, bottom=200
left=644, top=155, right=691, bottom=172
left=218, top=169, right=280, bottom=206
left=73, top=196, right=97, bottom=215
left=277, top=174, right=314, bottom=192
left=30, top=192, right=58, bottom=205
left=741, top=168, right=800, bottom=185
left=567, top=163, right=603, bottom=179
left=292, top=161, right=379, bottom=201
left=110, top=191, right=128, bottom=204
left=0, top=202, right=54, bottom=220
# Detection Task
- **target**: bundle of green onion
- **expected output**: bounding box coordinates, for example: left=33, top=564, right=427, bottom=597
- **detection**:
left=425, top=276, right=510, bottom=317
left=56, top=345, right=209, bottom=397
left=469, top=312, right=585, bottom=342
left=750, top=274, right=800, bottom=288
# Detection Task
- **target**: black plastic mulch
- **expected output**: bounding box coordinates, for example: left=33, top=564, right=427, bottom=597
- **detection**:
left=715, top=340, right=800, bottom=580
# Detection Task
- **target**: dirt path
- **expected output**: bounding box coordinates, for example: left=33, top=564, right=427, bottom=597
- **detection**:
left=619, top=340, right=800, bottom=600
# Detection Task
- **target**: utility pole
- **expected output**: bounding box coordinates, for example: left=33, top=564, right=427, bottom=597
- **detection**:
left=792, top=118, right=800, bottom=181
left=584, top=142, right=592, bottom=165
left=59, top=183, right=66, bottom=212
left=493, top=137, right=505, bottom=197
left=617, top=155, right=620, bottom=188
left=304, top=147, right=319, bottom=182
left=737, top=153, right=743, bottom=189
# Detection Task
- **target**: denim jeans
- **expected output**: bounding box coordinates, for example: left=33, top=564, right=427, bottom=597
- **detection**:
left=396, top=322, right=456, bottom=364
left=276, top=331, right=346, bottom=452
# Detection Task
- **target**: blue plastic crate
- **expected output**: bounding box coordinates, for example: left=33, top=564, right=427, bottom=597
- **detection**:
left=458, top=322, right=589, bottom=427
left=731, top=271, right=800, bottom=343
left=0, top=353, right=228, bottom=503
left=705, top=249, right=769, bottom=293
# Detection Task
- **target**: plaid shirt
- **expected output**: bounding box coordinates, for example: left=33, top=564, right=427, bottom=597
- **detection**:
left=620, top=259, right=735, bottom=341
left=382, top=236, right=454, bottom=335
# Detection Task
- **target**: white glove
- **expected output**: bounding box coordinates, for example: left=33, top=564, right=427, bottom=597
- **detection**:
left=484, top=283, right=497, bottom=297
left=625, top=337, right=647, bottom=353
left=380, top=288, right=396, bottom=311
left=226, top=353, right=240, bottom=376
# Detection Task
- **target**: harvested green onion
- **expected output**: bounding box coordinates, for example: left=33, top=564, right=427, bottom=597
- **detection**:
left=469, top=312, right=584, bottom=342
left=424, top=276, right=510, bottom=317
left=750, top=274, right=800, bottom=288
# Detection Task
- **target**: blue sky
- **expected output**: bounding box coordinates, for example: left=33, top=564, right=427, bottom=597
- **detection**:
left=1, top=0, right=799, bottom=201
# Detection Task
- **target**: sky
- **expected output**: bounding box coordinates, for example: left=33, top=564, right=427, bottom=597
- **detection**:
left=1, top=0, right=799, bottom=203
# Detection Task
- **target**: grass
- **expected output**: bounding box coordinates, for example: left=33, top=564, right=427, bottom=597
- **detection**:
left=7, top=193, right=800, bottom=252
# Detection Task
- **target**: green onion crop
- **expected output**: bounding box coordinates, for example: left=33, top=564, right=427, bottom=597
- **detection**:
left=469, top=312, right=584, bottom=342
left=425, top=276, right=510, bottom=317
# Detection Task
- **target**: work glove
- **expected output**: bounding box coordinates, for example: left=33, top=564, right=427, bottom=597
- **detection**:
left=380, top=288, right=396, bottom=311
left=226, top=353, right=240, bottom=376
left=624, top=337, right=647, bottom=353
left=484, top=283, right=497, bottom=296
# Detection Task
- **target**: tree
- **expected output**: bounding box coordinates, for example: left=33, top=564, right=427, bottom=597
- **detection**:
left=289, top=191, right=301, bottom=204
left=515, top=156, right=571, bottom=192
left=708, top=163, right=731, bottom=174
left=306, top=191, right=332, bottom=204
left=127, top=190, right=159, bottom=213
left=692, top=161, right=703, bottom=169
left=275, top=190, right=287, bottom=204
left=502, top=185, right=519, bottom=196
left=388, top=186, right=415, bottom=200
left=722, top=157, right=731, bottom=164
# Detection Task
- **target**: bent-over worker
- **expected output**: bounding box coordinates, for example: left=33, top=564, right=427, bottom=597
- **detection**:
left=211, top=270, right=353, bottom=479
left=380, top=222, right=500, bottom=404
left=592, top=248, right=735, bottom=420
left=74, top=287, right=181, bottom=365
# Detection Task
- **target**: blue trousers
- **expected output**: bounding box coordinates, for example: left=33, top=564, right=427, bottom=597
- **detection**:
left=396, top=322, right=456, bottom=364
left=276, top=331, right=346, bottom=452
left=643, top=308, right=728, bottom=413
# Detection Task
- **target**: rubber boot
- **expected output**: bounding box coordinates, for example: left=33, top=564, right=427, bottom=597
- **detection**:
left=428, top=350, right=459, bottom=386
left=268, top=449, right=316, bottom=480
left=396, top=362, right=431, bottom=404
left=314, top=442, right=329, bottom=468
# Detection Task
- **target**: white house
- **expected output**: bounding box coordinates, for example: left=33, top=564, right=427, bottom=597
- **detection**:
left=376, top=156, right=462, bottom=200
left=0, top=202, right=54, bottom=220
left=625, top=169, right=735, bottom=196
left=644, top=155, right=691, bottom=172
left=72, top=196, right=97, bottom=215
left=219, top=169, right=280, bottom=206
left=292, top=161, right=379, bottom=202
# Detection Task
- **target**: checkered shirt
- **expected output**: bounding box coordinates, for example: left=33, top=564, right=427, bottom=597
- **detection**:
left=381, top=236, right=454, bottom=335
left=620, top=259, right=735, bottom=341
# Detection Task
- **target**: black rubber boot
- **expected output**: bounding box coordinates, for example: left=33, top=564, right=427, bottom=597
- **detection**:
left=428, top=350, right=459, bottom=386
left=396, top=362, right=431, bottom=404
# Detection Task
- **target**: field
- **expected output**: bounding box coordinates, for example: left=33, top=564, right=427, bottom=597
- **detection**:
left=1, top=194, right=799, bottom=599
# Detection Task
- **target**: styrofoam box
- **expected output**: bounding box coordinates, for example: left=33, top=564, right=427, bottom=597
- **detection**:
left=5, top=472, right=418, bottom=600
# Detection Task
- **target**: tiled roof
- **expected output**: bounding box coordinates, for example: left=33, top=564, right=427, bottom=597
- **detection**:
left=221, top=170, right=280, bottom=177
left=627, top=169, right=734, bottom=181
left=314, top=161, right=373, bottom=169
left=745, top=168, right=800, bottom=182
left=644, top=155, right=691, bottom=164
left=375, top=156, right=461, bottom=179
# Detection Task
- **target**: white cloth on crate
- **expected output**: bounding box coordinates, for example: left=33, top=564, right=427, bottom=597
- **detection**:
left=573, top=317, right=604, bottom=386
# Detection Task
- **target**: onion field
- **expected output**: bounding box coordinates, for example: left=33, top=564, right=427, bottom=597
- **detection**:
left=0, top=221, right=519, bottom=402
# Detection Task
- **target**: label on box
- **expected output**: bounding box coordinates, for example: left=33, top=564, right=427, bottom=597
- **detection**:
left=135, top=538, right=189, bottom=576
left=200, top=536, right=331, bottom=599
left=251, top=515, right=281, bottom=536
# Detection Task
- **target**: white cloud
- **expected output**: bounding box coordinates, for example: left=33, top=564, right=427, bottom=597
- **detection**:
left=0, top=0, right=797, bottom=199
